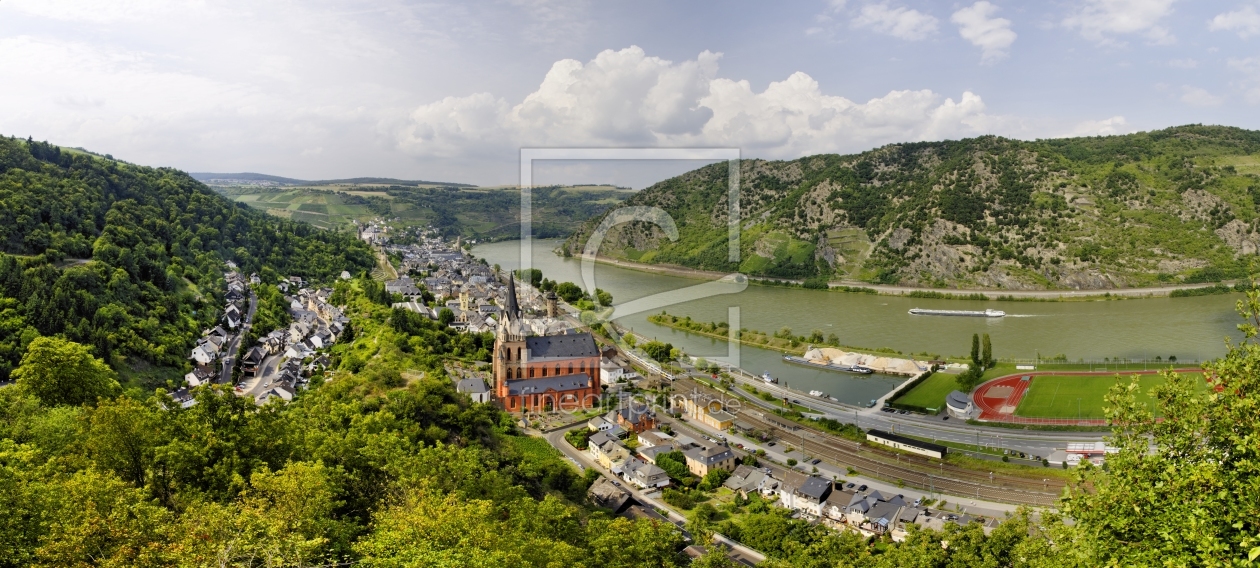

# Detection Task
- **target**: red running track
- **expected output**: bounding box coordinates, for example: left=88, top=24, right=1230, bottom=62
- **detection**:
left=970, top=369, right=1201, bottom=426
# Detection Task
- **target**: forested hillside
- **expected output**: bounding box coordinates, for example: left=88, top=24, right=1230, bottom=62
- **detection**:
left=567, top=125, right=1260, bottom=290
left=0, top=137, right=374, bottom=381
left=222, top=183, right=632, bottom=240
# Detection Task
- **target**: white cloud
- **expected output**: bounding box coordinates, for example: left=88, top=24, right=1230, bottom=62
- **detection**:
left=1063, top=0, right=1178, bottom=46
left=852, top=3, right=939, bottom=41
left=1179, top=86, right=1224, bottom=106
left=1227, top=57, right=1260, bottom=103
left=1209, top=5, right=1260, bottom=38
left=396, top=46, right=1023, bottom=161
left=3, top=0, right=206, bottom=23
left=1069, top=115, right=1129, bottom=136
left=1168, top=57, right=1197, bottom=68
left=951, top=2, right=1016, bottom=63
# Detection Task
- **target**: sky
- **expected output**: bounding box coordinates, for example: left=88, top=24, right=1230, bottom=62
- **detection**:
left=2, top=0, right=1260, bottom=187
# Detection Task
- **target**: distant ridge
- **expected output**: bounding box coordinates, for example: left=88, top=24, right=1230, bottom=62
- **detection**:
left=190, top=172, right=475, bottom=187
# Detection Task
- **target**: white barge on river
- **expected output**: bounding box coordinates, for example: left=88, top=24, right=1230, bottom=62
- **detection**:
left=784, top=355, right=873, bottom=374
left=796, top=348, right=930, bottom=377
left=908, top=307, right=1005, bottom=318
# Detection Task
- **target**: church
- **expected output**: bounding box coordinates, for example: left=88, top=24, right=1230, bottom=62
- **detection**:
left=493, top=275, right=602, bottom=412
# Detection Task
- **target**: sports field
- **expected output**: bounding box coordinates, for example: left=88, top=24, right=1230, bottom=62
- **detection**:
left=891, top=372, right=958, bottom=410
left=1013, top=372, right=1204, bottom=419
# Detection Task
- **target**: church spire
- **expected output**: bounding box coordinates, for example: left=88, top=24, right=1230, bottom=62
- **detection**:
left=505, top=273, right=521, bottom=322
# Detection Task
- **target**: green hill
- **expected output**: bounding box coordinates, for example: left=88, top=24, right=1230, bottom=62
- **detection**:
left=223, top=184, right=634, bottom=240
left=0, top=137, right=375, bottom=382
left=566, top=125, right=1260, bottom=290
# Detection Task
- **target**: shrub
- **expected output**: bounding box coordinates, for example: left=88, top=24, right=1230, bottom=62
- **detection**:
left=787, top=458, right=798, bottom=467
left=663, top=488, right=696, bottom=510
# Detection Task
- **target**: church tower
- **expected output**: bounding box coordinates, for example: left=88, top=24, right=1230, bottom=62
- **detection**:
left=493, top=274, right=529, bottom=399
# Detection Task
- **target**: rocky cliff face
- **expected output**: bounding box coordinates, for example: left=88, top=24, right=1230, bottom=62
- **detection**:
left=567, top=126, right=1260, bottom=290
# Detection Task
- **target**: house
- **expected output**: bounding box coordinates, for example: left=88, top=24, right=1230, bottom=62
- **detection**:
left=588, top=477, right=634, bottom=514
left=588, top=416, right=615, bottom=432
left=456, top=378, right=491, bottom=403
left=241, top=346, right=266, bottom=376
left=683, top=444, right=737, bottom=477
left=606, top=407, right=657, bottom=434
left=843, top=490, right=909, bottom=536
left=588, top=430, right=618, bottom=450
left=637, top=429, right=673, bottom=448
left=621, top=456, right=671, bottom=489
left=823, top=488, right=857, bottom=522
left=599, top=360, right=627, bottom=385
left=169, top=387, right=197, bottom=409
left=776, top=471, right=833, bottom=517
left=723, top=464, right=769, bottom=496
left=191, top=340, right=221, bottom=366
left=590, top=439, right=630, bottom=472
left=677, top=393, right=736, bottom=430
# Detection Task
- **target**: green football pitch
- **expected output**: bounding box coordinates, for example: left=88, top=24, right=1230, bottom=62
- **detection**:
left=1013, top=372, right=1204, bottom=419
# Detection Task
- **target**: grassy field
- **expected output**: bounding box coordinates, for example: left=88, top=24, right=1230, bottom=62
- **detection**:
left=891, top=372, right=958, bottom=410
left=1014, top=372, right=1205, bottom=419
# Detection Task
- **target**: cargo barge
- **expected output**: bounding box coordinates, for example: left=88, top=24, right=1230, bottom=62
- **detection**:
left=783, top=355, right=874, bottom=374
left=908, top=307, right=1005, bottom=318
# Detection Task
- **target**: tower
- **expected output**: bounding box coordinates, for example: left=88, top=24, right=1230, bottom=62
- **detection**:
left=494, top=274, right=529, bottom=401
left=545, top=290, right=558, bottom=318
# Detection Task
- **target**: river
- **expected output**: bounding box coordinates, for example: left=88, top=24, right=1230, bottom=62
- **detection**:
left=471, top=239, right=1243, bottom=405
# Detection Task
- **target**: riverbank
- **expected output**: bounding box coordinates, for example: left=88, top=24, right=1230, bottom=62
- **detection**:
left=579, top=251, right=1243, bottom=301
left=646, top=312, right=924, bottom=360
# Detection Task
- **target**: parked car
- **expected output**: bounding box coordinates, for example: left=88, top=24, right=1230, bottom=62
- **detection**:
left=810, top=458, right=822, bottom=465
left=845, top=482, right=856, bottom=490
left=857, top=485, right=868, bottom=492
left=767, top=442, right=777, bottom=447
left=941, top=416, right=950, bottom=421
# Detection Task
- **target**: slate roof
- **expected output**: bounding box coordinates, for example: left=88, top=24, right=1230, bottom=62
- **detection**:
left=946, top=390, right=972, bottom=410
left=526, top=332, right=599, bottom=360
left=456, top=378, right=489, bottom=394
left=796, top=476, right=833, bottom=502
left=503, top=374, right=590, bottom=395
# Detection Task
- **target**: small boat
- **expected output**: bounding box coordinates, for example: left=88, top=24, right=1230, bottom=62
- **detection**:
left=908, top=307, right=1005, bottom=318
left=852, top=365, right=874, bottom=374
left=761, top=372, right=778, bottom=384
left=809, top=390, right=826, bottom=397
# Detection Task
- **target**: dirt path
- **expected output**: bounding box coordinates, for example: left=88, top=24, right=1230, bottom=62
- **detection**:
left=583, top=254, right=1237, bottom=300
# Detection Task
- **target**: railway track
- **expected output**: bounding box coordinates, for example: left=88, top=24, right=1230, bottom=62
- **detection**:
left=677, top=379, right=1065, bottom=507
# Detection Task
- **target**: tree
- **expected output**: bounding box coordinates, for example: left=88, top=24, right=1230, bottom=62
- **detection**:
left=85, top=396, right=161, bottom=488
left=970, top=333, right=981, bottom=369
left=641, top=341, right=674, bottom=363
left=1045, top=289, right=1260, bottom=566
left=438, top=308, right=455, bottom=327
left=13, top=337, right=118, bottom=407
left=595, top=288, right=613, bottom=306
left=982, top=333, right=993, bottom=368
left=554, top=282, right=584, bottom=303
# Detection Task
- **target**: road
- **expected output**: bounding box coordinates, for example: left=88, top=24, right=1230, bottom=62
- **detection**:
left=659, top=405, right=1027, bottom=518
left=715, top=361, right=1106, bottom=454
left=239, top=350, right=283, bottom=398
left=541, top=427, right=691, bottom=526
left=583, top=253, right=1235, bottom=299
left=218, top=290, right=258, bottom=384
